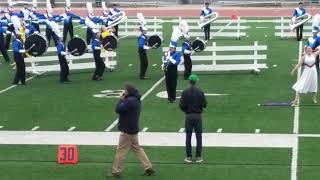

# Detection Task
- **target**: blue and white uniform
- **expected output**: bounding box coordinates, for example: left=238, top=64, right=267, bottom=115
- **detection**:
left=138, top=33, right=149, bottom=79
left=293, top=7, right=306, bottom=18
left=12, top=37, right=26, bottom=84
left=56, top=41, right=70, bottom=82
left=182, top=39, right=192, bottom=79
left=91, top=37, right=105, bottom=80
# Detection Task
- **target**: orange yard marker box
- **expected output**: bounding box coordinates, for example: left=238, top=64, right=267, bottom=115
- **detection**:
left=58, top=145, right=78, bottom=164
left=231, top=14, right=237, bottom=20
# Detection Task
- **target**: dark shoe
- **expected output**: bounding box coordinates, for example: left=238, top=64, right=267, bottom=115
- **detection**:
left=97, top=77, right=103, bottom=81
left=65, top=79, right=71, bottom=82
left=92, top=77, right=98, bottom=81
left=21, top=82, right=26, bottom=85
left=143, top=168, right=155, bottom=176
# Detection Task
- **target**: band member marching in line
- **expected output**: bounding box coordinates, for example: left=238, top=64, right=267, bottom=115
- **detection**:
left=83, top=2, right=102, bottom=45
left=61, top=0, right=81, bottom=44
left=200, top=2, right=213, bottom=41
left=292, top=1, right=306, bottom=41
left=29, top=0, right=45, bottom=32
left=107, top=4, right=122, bottom=37
left=137, top=13, right=150, bottom=80
left=91, top=29, right=105, bottom=81
left=162, top=39, right=181, bottom=103
left=0, top=24, right=11, bottom=62
left=305, top=29, right=320, bottom=74
left=12, top=32, right=33, bottom=85
left=182, top=34, right=192, bottom=80
left=56, top=35, right=71, bottom=83
left=44, top=0, right=61, bottom=46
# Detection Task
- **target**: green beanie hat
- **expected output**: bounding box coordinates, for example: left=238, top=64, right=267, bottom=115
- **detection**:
left=189, top=74, right=199, bottom=82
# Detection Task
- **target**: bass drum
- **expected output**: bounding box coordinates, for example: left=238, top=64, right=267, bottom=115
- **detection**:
left=101, top=35, right=118, bottom=51
left=25, top=33, right=48, bottom=57
left=67, top=36, right=87, bottom=56
left=191, top=38, right=206, bottom=52
left=148, top=35, right=162, bottom=49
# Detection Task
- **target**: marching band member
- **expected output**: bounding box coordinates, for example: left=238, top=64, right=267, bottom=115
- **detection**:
left=200, top=2, right=213, bottom=41
left=162, top=40, right=181, bottom=103
left=107, top=4, right=122, bottom=37
left=292, top=1, right=306, bottom=41
left=4, top=5, right=18, bottom=50
left=12, top=32, right=32, bottom=85
left=100, top=25, right=115, bottom=69
left=91, top=29, right=105, bottom=81
left=29, top=2, right=45, bottom=32
left=305, top=29, right=320, bottom=74
left=19, top=4, right=31, bottom=22
left=61, top=2, right=81, bottom=44
left=182, top=34, right=192, bottom=80
left=83, top=3, right=102, bottom=45
left=138, top=26, right=150, bottom=80
left=56, top=35, right=70, bottom=83
left=0, top=25, right=10, bottom=62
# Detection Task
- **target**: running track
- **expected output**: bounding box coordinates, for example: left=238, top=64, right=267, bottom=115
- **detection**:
left=8, top=6, right=320, bottom=17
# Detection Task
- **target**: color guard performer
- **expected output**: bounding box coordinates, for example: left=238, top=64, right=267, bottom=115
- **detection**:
left=292, top=1, right=306, bottom=41
left=200, top=2, right=213, bottom=41
left=91, top=29, right=105, bottom=81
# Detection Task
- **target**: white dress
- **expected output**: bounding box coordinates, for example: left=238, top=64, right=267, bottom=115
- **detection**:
left=292, top=54, right=318, bottom=93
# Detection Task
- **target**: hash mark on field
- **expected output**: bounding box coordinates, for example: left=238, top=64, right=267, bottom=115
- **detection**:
left=31, top=126, right=39, bottom=131
left=255, top=27, right=268, bottom=29
left=255, top=129, right=260, bottom=133
left=0, top=126, right=3, bottom=129
left=178, top=128, right=185, bottom=133
left=152, top=64, right=157, bottom=67
left=142, top=127, right=148, bottom=132
left=68, top=127, right=76, bottom=131
left=217, top=128, right=223, bottom=133
left=128, top=64, right=133, bottom=67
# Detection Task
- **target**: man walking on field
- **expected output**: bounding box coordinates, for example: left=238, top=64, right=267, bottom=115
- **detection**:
left=111, top=84, right=155, bottom=178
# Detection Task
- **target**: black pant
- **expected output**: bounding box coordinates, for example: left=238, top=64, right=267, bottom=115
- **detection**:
left=204, top=24, right=210, bottom=41
left=0, top=36, right=10, bottom=62
left=183, top=54, right=192, bottom=80
left=58, top=55, right=69, bottom=82
left=296, top=25, right=303, bottom=41
left=185, top=113, right=202, bottom=158
left=32, top=23, right=40, bottom=32
left=13, top=54, right=26, bottom=84
left=165, top=68, right=178, bottom=102
left=5, top=25, right=14, bottom=50
left=86, top=29, right=93, bottom=45
left=93, top=50, right=105, bottom=79
left=63, top=22, right=74, bottom=43
left=114, top=25, right=119, bottom=37
left=138, top=49, right=148, bottom=78
left=46, top=27, right=54, bottom=46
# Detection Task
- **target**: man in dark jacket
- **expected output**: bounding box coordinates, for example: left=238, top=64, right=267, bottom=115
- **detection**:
left=111, top=84, right=155, bottom=178
left=179, top=74, right=207, bottom=163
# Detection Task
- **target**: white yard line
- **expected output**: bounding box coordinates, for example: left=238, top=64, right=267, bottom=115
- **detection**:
left=291, top=41, right=302, bottom=180
left=68, top=126, right=76, bottom=132
left=105, top=76, right=165, bottom=132
left=118, top=35, right=129, bottom=40
left=0, top=75, right=38, bottom=95
left=178, top=128, right=185, bottom=133
left=31, top=126, right=40, bottom=131
left=217, top=128, right=223, bottom=133
left=0, top=131, right=297, bottom=148
left=256, top=27, right=268, bottom=29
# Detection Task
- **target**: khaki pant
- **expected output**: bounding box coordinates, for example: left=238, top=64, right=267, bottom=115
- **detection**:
left=112, top=132, right=152, bottom=174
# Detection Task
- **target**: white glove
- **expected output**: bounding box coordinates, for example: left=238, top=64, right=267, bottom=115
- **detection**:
left=143, top=45, right=150, bottom=50
left=161, top=63, right=165, bottom=70
left=168, top=57, right=176, bottom=64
